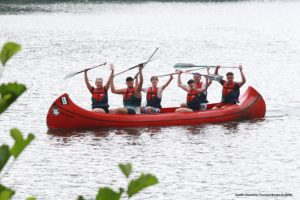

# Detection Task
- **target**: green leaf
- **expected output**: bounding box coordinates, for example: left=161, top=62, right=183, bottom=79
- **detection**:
left=26, top=197, right=36, bottom=200
left=0, top=145, right=11, bottom=171
left=118, top=163, right=132, bottom=178
left=0, top=42, right=21, bottom=66
left=96, top=187, right=123, bottom=200
left=127, top=174, right=158, bottom=197
left=77, top=196, right=85, bottom=200
left=0, top=83, right=26, bottom=114
left=0, top=184, right=15, bottom=200
left=10, top=128, right=35, bottom=158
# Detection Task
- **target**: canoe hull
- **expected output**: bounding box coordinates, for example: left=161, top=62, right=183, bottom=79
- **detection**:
left=46, top=86, right=266, bottom=129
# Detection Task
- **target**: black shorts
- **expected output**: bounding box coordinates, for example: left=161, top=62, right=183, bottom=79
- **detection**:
left=127, top=108, right=136, bottom=114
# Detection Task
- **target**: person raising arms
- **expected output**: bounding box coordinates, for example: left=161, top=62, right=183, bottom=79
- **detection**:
left=179, top=66, right=212, bottom=110
left=175, top=70, right=208, bottom=113
left=110, top=64, right=144, bottom=114
left=213, top=64, right=246, bottom=109
left=84, top=64, right=114, bottom=113
left=140, top=75, right=173, bottom=113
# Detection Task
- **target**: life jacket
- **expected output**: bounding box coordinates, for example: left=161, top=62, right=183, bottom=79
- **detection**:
left=146, top=87, right=162, bottom=108
left=186, top=89, right=201, bottom=111
left=196, top=82, right=208, bottom=103
left=91, top=87, right=108, bottom=109
left=222, top=81, right=240, bottom=104
left=123, top=87, right=141, bottom=107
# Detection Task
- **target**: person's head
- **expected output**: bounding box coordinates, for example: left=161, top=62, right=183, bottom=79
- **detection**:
left=187, top=79, right=196, bottom=89
left=226, top=72, right=234, bottom=82
left=150, top=76, right=159, bottom=87
left=126, top=77, right=134, bottom=87
left=95, top=78, right=103, bottom=88
left=193, top=73, right=201, bottom=83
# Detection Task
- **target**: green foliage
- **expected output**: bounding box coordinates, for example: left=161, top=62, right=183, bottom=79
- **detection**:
left=0, top=184, right=15, bottom=200
left=0, top=145, right=11, bottom=171
left=127, top=174, right=158, bottom=197
left=0, top=83, right=26, bottom=114
left=0, top=42, right=21, bottom=66
left=10, top=128, right=35, bottom=158
left=26, top=197, right=36, bottom=200
left=118, top=163, right=132, bottom=178
left=96, top=187, right=124, bottom=200
left=77, top=196, right=85, bottom=200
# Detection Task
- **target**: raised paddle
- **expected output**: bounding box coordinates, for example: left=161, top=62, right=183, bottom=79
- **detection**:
left=113, top=58, right=156, bottom=77
left=133, top=47, right=159, bottom=80
left=64, top=62, right=107, bottom=79
left=156, top=69, right=223, bottom=82
left=174, top=63, right=238, bottom=69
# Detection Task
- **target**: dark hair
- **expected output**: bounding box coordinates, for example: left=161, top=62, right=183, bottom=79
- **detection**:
left=187, top=79, right=195, bottom=84
left=226, top=72, right=234, bottom=76
left=150, top=76, right=158, bottom=81
left=126, top=77, right=134, bottom=82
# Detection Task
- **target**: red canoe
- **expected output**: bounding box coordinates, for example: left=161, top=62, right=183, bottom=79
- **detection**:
left=46, top=86, right=266, bottom=129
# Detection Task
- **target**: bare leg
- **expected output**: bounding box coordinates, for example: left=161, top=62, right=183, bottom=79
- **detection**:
left=109, top=107, right=128, bottom=114
left=175, top=108, right=193, bottom=113
left=180, top=103, right=187, bottom=108
left=92, top=108, right=106, bottom=113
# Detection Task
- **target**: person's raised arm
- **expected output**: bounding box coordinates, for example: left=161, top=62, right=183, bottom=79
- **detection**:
left=104, top=64, right=114, bottom=90
left=135, top=64, right=144, bottom=93
left=110, top=73, right=125, bottom=94
left=177, top=70, right=189, bottom=92
left=84, top=70, right=92, bottom=92
left=238, top=64, right=246, bottom=88
left=206, top=66, right=212, bottom=88
left=162, top=74, right=174, bottom=90
left=198, top=75, right=208, bottom=93
left=214, top=65, right=220, bottom=75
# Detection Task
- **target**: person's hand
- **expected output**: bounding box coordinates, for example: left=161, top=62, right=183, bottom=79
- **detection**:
left=176, top=69, right=183, bottom=75
left=138, top=63, right=144, bottom=71
left=110, top=64, right=115, bottom=71
left=207, top=66, right=211, bottom=72
left=84, top=69, right=88, bottom=73
left=170, top=74, right=174, bottom=79
left=146, top=107, right=152, bottom=114
left=238, top=64, right=243, bottom=71
left=216, top=65, right=220, bottom=70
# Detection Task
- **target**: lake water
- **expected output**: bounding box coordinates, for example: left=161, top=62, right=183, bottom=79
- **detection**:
left=0, top=1, right=300, bottom=199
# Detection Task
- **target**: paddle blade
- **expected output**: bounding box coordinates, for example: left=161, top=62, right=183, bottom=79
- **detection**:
left=174, top=63, right=208, bottom=69
left=205, top=75, right=223, bottom=82
left=64, top=62, right=106, bottom=79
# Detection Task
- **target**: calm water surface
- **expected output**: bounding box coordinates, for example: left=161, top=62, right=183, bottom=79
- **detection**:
left=0, top=1, right=300, bottom=199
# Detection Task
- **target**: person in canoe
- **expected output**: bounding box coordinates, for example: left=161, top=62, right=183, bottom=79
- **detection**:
left=175, top=70, right=208, bottom=112
left=140, top=75, right=173, bottom=113
left=110, top=64, right=144, bottom=114
left=213, top=64, right=246, bottom=109
left=84, top=64, right=114, bottom=113
left=179, top=67, right=212, bottom=110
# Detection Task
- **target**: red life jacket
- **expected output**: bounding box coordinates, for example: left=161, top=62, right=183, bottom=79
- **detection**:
left=186, top=89, right=201, bottom=111
left=196, top=82, right=203, bottom=89
left=123, top=87, right=141, bottom=107
left=123, top=87, right=135, bottom=101
left=91, top=87, right=108, bottom=109
left=222, top=81, right=240, bottom=103
left=196, top=82, right=208, bottom=103
left=146, top=87, right=161, bottom=108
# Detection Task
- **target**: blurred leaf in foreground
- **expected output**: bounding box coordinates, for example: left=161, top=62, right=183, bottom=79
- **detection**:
left=0, top=145, right=11, bottom=171
left=0, top=83, right=26, bottom=114
left=127, top=174, right=158, bottom=197
left=10, top=128, right=35, bottom=158
left=0, top=184, right=15, bottom=200
left=118, top=163, right=132, bottom=178
left=96, top=187, right=124, bottom=200
left=0, top=42, right=21, bottom=66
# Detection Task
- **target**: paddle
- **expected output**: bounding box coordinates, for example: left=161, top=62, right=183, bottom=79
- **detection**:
left=156, top=69, right=223, bottom=82
left=133, top=47, right=159, bottom=80
left=64, top=62, right=107, bottom=79
left=174, top=63, right=238, bottom=69
left=113, top=58, right=156, bottom=77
